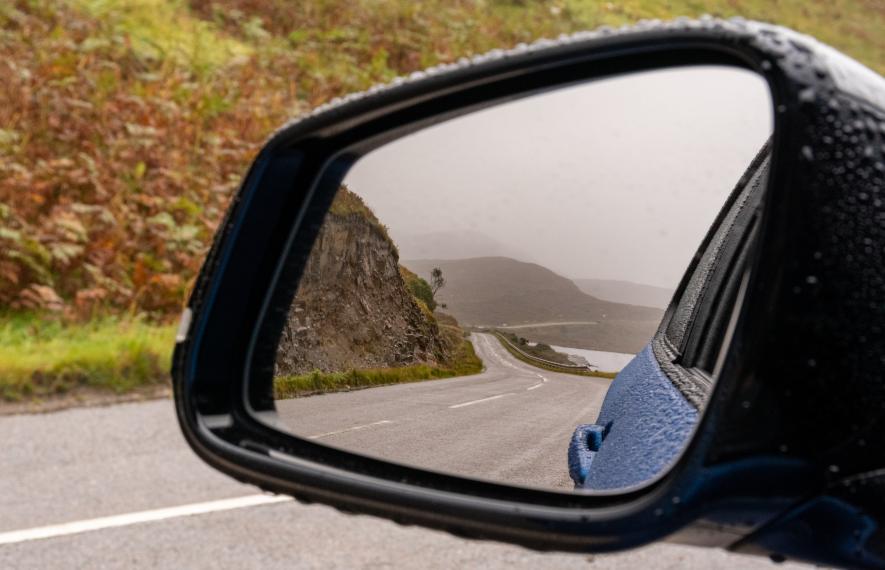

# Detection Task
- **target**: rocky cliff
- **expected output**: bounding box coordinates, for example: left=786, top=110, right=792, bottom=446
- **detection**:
left=275, top=188, right=450, bottom=375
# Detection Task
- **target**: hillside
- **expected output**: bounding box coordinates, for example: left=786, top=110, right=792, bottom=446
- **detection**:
left=405, top=257, right=661, bottom=326
left=2, top=0, right=882, bottom=318
left=275, top=188, right=451, bottom=375
left=2, top=0, right=883, bottom=402
left=573, top=279, right=674, bottom=310
left=405, top=257, right=663, bottom=353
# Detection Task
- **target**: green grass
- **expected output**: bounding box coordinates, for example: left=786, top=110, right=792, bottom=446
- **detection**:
left=274, top=338, right=482, bottom=399
left=0, top=314, right=175, bottom=402
left=492, top=332, right=617, bottom=380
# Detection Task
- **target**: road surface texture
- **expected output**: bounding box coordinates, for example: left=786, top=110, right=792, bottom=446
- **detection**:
left=276, top=333, right=610, bottom=490
left=0, top=358, right=811, bottom=568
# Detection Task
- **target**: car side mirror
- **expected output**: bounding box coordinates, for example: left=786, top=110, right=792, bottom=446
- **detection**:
left=172, top=19, right=885, bottom=568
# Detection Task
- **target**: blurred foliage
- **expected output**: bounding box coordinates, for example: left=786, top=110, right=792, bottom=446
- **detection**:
left=0, top=0, right=883, bottom=321
left=0, top=0, right=273, bottom=317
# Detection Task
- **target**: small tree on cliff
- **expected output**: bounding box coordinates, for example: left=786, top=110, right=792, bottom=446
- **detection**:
left=430, top=267, right=446, bottom=295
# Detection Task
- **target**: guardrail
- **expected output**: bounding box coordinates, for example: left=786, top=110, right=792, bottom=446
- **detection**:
left=490, top=331, right=595, bottom=373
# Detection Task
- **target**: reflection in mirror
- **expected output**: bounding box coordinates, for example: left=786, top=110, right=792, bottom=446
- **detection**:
left=271, top=66, right=773, bottom=492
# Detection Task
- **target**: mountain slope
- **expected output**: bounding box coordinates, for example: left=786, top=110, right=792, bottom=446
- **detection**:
left=572, top=279, right=675, bottom=310
left=275, top=188, right=450, bottom=375
left=404, top=257, right=662, bottom=326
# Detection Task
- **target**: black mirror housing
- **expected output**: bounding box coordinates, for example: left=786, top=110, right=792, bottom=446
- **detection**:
left=172, top=18, right=885, bottom=568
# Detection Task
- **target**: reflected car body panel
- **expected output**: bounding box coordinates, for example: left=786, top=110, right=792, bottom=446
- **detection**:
left=569, top=344, right=697, bottom=490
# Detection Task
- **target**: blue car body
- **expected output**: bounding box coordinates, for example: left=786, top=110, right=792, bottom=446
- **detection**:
left=568, top=344, right=697, bottom=490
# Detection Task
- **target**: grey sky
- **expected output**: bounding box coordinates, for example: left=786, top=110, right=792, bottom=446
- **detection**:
left=345, top=66, right=772, bottom=289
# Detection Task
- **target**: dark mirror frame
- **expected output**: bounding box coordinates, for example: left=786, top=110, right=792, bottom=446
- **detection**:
left=172, top=19, right=885, bottom=566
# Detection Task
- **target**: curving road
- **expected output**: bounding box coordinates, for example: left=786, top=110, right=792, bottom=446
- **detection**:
left=275, top=332, right=612, bottom=490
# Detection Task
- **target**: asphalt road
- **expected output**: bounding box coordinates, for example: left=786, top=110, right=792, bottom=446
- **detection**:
left=0, top=339, right=811, bottom=568
left=276, top=332, right=610, bottom=490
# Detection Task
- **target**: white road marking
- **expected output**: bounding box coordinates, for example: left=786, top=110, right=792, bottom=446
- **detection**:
left=479, top=333, right=537, bottom=375
left=307, top=420, right=393, bottom=440
left=449, top=394, right=510, bottom=409
left=0, top=494, right=292, bottom=545
left=526, top=372, right=549, bottom=391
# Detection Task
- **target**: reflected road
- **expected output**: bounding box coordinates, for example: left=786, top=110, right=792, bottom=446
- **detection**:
left=275, top=333, right=612, bottom=490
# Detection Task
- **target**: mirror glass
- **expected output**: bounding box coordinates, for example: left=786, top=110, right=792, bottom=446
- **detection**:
left=270, top=66, right=773, bottom=492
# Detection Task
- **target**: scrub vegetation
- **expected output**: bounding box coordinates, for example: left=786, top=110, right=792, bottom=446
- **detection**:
left=274, top=337, right=482, bottom=399
left=400, top=266, right=437, bottom=313
left=329, top=184, right=393, bottom=243
left=493, top=331, right=618, bottom=379
left=1, top=0, right=881, bottom=402
left=497, top=330, right=576, bottom=365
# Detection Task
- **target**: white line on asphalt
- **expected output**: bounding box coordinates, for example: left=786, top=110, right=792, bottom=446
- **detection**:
left=0, top=495, right=293, bottom=546
left=307, top=420, right=393, bottom=439
left=526, top=373, right=548, bottom=391
left=449, top=394, right=510, bottom=409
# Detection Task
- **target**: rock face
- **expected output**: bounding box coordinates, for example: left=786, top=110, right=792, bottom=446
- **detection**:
left=275, top=197, right=449, bottom=376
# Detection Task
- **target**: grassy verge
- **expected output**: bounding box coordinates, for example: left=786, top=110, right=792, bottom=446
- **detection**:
left=0, top=314, right=175, bottom=402
left=492, top=333, right=617, bottom=380
left=274, top=338, right=482, bottom=399
left=495, top=330, right=575, bottom=365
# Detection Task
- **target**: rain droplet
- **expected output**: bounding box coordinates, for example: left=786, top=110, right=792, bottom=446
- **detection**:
left=801, top=146, right=814, bottom=161
left=829, top=465, right=840, bottom=474
left=798, top=87, right=815, bottom=102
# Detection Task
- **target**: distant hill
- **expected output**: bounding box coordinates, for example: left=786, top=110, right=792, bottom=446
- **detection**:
left=404, top=257, right=663, bottom=353
left=572, top=279, right=674, bottom=310
left=404, top=257, right=661, bottom=326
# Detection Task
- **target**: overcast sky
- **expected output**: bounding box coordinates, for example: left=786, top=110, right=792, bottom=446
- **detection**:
left=345, top=66, right=772, bottom=289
